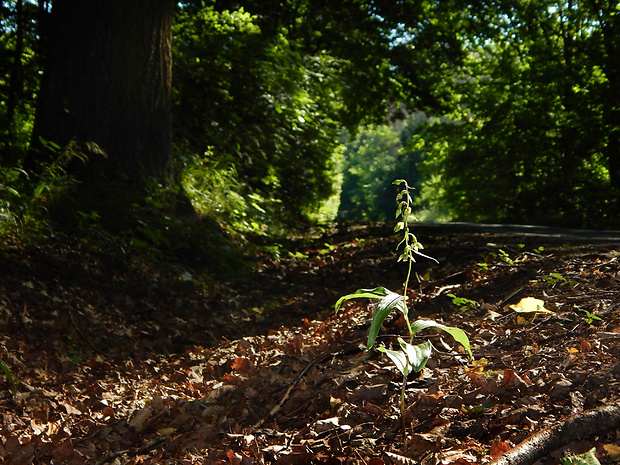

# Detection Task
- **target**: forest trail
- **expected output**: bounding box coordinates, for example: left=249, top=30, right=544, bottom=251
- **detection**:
left=1, top=222, right=620, bottom=464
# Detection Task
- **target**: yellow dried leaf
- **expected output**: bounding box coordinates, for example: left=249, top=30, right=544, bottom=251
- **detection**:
left=516, top=315, right=531, bottom=325
left=603, top=443, right=620, bottom=459
left=469, top=357, right=488, bottom=372
left=509, top=297, right=553, bottom=314
left=158, top=427, right=177, bottom=436
left=566, top=347, right=579, bottom=355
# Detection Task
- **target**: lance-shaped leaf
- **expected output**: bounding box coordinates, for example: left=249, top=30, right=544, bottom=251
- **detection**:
left=367, top=291, right=406, bottom=349
left=378, top=339, right=432, bottom=376
left=334, top=287, right=407, bottom=350
left=334, top=287, right=390, bottom=313
left=400, top=339, right=432, bottom=373
left=410, top=319, right=473, bottom=360
left=377, top=346, right=411, bottom=377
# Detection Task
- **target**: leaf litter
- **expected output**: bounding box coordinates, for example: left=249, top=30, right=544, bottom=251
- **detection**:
left=0, top=223, right=620, bottom=464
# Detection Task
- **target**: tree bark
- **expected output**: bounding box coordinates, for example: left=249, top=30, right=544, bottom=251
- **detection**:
left=29, top=0, right=174, bottom=186
left=6, top=0, right=24, bottom=141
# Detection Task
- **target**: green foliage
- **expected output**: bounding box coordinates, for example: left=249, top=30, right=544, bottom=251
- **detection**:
left=0, top=140, right=93, bottom=237
left=0, top=165, right=25, bottom=230
left=173, top=1, right=472, bottom=225
left=0, top=358, right=19, bottom=398
left=543, top=272, right=577, bottom=287
left=415, top=1, right=620, bottom=228
left=181, top=154, right=274, bottom=238
left=335, top=180, right=472, bottom=446
left=0, top=0, right=42, bottom=162
left=338, top=114, right=433, bottom=221
left=173, top=4, right=345, bottom=222
left=560, top=448, right=600, bottom=465
left=446, top=293, right=478, bottom=312
left=576, top=307, right=602, bottom=325
left=8, top=0, right=620, bottom=239
left=495, top=249, right=515, bottom=266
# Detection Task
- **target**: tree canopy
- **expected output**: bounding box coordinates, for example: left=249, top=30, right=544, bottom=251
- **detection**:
left=413, top=0, right=620, bottom=228
left=1, top=0, right=619, bottom=236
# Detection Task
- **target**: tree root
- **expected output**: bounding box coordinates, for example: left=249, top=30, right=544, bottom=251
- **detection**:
left=490, top=400, right=620, bottom=465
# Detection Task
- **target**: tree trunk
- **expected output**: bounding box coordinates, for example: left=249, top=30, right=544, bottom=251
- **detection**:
left=29, top=0, right=174, bottom=186
left=6, top=0, right=24, bottom=142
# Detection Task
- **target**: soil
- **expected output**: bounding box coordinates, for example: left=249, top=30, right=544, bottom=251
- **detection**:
left=1, top=222, right=620, bottom=464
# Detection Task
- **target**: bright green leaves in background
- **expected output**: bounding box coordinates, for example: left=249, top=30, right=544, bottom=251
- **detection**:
left=412, top=0, right=620, bottom=229
left=173, top=4, right=344, bottom=227
left=336, top=0, right=620, bottom=229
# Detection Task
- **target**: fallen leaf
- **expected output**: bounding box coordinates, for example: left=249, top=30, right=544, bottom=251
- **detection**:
left=158, top=427, right=177, bottom=436
left=60, top=401, right=82, bottom=416
left=509, top=297, right=553, bottom=314
left=578, top=337, right=591, bottom=352
left=603, top=443, right=620, bottom=460
left=559, top=447, right=600, bottom=465
left=128, top=405, right=152, bottom=431
left=367, top=458, right=386, bottom=465
left=490, top=441, right=511, bottom=458
left=52, top=438, right=85, bottom=465
left=314, top=417, right=340, bottom=433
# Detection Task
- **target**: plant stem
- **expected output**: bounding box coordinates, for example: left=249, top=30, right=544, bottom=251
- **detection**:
left=399, top=186, right=413, bottom=447
left=400, top=372, right=408, bottom=448
left=401, top=204, right=415, bottom=342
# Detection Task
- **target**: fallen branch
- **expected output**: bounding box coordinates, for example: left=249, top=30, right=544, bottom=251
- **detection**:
left=490, top=400, right=620, bottom=465
left=95, top=437, right=166, bottom=465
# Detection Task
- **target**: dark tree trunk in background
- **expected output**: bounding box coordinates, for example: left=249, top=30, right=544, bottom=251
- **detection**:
left=6, top=0, right=24, bottom=140
left=29, top=0, right=174, bottom=186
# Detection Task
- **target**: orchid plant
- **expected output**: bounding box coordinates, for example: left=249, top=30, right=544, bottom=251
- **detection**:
left=335, top=179, right=472, bottom=446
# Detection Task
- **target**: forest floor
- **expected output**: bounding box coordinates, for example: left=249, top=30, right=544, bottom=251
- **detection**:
left=1, top=222, right=620, bottom=465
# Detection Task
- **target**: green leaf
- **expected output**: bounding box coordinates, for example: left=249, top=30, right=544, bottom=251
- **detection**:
left=559, top=448, right=600, bottom=465
left=0, top=359, right=18, bottom=396
left=378, top=339, right=432, bottom=376
left=399, top=339, right=432, bottom=373
left=377, top=346, right=411, bottom=377
left=367, top=291, right=406, bottom=349
left=334, top=286, right=390, bottom=313
left=410, top=319, right=473, bottom=360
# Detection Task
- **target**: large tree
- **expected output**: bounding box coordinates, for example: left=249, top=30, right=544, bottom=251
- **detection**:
left=28, top=0, right=174, bottom=188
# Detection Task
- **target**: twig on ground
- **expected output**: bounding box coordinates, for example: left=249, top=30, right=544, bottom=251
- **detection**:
left=253, top=340, right=365, bottom=428
left=68, top=309, right=108, bottom=356
left=95, top=437, right=166, bottom=465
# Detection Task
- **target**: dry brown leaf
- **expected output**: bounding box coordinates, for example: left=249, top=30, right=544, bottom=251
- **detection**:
left=128, top=405, right=152, bottom=431
left=490, top=441, right=512, bottom=458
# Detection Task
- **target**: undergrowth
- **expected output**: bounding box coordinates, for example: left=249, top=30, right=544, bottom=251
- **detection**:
left=0, top=154, right=250, bottom=281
